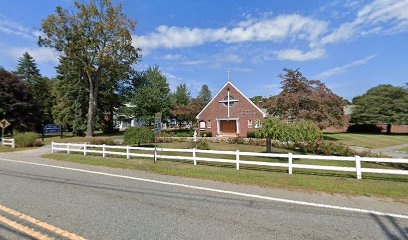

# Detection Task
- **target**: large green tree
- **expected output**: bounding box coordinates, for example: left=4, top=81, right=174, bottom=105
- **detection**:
left=266, top=68, right=346, bottom=129
left=129, top=66, right=172, bottom=125
left=197, top=84, right=212, bottom=104
left=15, top=52, right=54, bottom=130
left=39, top=0, right=140, bottom=137
left=174, top=83, right=191, bottom=106
left=351, top=84, right=408, bottom=133
left=0, top=68, right=38, bottom=131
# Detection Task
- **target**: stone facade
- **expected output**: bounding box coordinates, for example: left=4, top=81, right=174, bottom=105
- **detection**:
left=196, top=81, right=266, bottom=137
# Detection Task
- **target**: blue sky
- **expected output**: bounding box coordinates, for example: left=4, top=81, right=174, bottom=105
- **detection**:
left=1, top=0, right=407, bottom=100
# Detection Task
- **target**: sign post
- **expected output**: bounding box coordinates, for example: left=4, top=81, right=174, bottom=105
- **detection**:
left=0, top=119, right=11, bottom=141
left=154, top=113, right=162, bottom=163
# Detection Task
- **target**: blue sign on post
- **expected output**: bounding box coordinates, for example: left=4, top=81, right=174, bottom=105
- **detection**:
left=43, top=124, right=61, bottom=134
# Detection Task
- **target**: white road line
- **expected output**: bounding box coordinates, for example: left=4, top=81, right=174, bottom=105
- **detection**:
left=1, top=157, right=408, bottom=220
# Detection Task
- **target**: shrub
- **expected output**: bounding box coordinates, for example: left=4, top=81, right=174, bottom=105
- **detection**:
left=196, top=140, right=210, bottom=150
left=174, top=131, right=194, bottom=137
left=124, top=127, right=154, bottom=146
left=200, top=131, right=212, bottom=137
left=14, top=132, right=39, bottom=147
left=347, top=124, right=383, bottom=133
left=247, top=131, right=258, bottom=138
left=88, top=137, right=116, bottom=145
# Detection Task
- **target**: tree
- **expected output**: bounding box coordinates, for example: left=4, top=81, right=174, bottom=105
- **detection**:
left=129, top=66, right=172, bottom=125
left=14, top=52, right=41, bottom=85
left=266, top=68, right=346, bottom=129
left=174, top=83, right=191, bottom=105
left=52, top=56, right=89, bottom=135
left=39, top=0, right=140, bottom=137
left=197, top=84, right=212, bottom=104
left=0, top=68, right=38, bottom=131
left=351, top=84, right=408, bottom=133
left=171, top=98, right=205, bottom=128
left=15, top=52, right=54, bottom=130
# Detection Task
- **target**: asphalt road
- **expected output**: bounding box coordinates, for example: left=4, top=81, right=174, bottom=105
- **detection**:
left=0, top=148, right=407, bottom=239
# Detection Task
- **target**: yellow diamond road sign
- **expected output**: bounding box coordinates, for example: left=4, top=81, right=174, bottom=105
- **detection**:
left=0, top=119, right=10, bottom=129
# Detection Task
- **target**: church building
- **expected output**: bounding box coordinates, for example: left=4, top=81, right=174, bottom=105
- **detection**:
left=196, top=80, right=267, bottom=137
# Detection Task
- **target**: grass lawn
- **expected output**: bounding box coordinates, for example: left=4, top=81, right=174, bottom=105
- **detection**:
left=323, top=132, right=408, bottom=148
left=397, top=147, right=408, bottom=152
left=0, top=146, right=38, bottom=152
left=43, top=141, right=408, bottom=203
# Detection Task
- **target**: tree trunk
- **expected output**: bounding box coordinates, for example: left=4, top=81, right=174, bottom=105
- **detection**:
left=86, top=83, right=99, bottom=137
left=266, top=138, right=272, bottom=153
left=386, top=123, right=391, bottom=134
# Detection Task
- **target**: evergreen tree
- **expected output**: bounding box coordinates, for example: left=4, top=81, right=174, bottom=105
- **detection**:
left=15, top=52, right=41, bottom=85
left=197, top=84, right=212, bottom=104
left=15, top=52, right=53, bottom=130
left=174, top=83, right=191, bottom=105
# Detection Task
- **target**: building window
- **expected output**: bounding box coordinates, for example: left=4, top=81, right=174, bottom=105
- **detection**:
left=248, top=119, right=253, bottom=128
left=255, top=119, right=261, bottom=128
left=223, top=95, right=236, bottom=107
left=199, top=121, right=206, bottom=130
left=208, top=120, right=211, bottom=128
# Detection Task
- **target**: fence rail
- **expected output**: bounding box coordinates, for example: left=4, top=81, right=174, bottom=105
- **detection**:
left=1, top=138, right=15, bottom=148
left=51, top=142, right=408, bottom=179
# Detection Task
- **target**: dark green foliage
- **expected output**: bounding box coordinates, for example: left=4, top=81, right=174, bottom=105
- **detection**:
left=174, top=131, right=194, bottom=137
left=129, top=66, right=172, bottom=125
left=196, top=140, right=210, bottom=150
left=14, top=52, right=54, bottom=130
left=347, top=124, right=383, bottom=133
left=197, top=84, right=212, bottom=104
left=14, top=132, right=39, bottom=147
left=351, top=84, right=408, bottom=133
left=124, top=127, right=154, bottom=146
left=247, top=131, right=258, bottom=138
left=0, top=68, right=38, bottom=131
left=174, top=83, right=191, bottom=105
left=256, top=118, right=322, bottom=143
left=200, top=131, right=212, bottom=137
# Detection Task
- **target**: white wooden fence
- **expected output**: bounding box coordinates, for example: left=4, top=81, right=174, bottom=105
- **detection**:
left=1, top=138, right=15, bottom=148
left=51, top=142, right=408, bottom=179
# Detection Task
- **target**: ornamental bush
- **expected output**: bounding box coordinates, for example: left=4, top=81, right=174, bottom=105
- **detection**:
left=124, top=127, right=154, bottom=146
left=14, top=132, right=39, bottom=147
left=196, top=140, right=210, bottom=150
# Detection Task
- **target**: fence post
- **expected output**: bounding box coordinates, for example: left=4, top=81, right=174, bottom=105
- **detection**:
left=193, top=148, right=197, bottom=166
left=236, top=150, right=240, bottom=170
left=355, top=155, right=362, bottom=180
left=83, top=143, right=87, bottom=156
left=51, top=142, right=54, bottom=153
left=126, top=145, right=130, bottom=160
left=102, top=144, right=106, bottom=158
left=288, top=152, right=293, bottom=174
left=11, top=139, right=15, bottom=148
left=67, top=143, right=70, bottom=154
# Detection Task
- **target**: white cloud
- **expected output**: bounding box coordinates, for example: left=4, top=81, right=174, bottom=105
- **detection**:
left=163, top=54, right=184, bottom=61
left=133, top=14, right=328, bottom=51
left=0, top=15, right=38, bottom=40
left=321, top=0, right=408, bottom=45
left=316, top=54, right=376, bottom=79
left=276, top=48, right=325, bottom=61
left=6, top=47, right=59, bottom=65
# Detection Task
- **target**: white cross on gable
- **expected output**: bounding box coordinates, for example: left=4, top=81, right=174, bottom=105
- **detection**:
left=218, top=87, right=238, bottom=118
